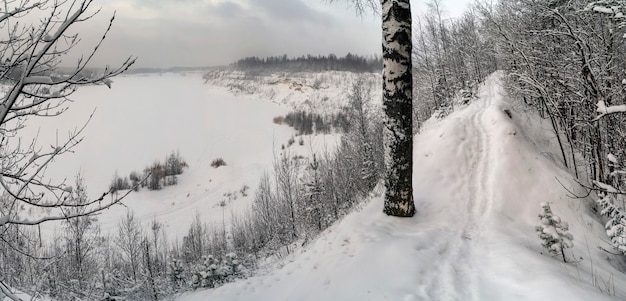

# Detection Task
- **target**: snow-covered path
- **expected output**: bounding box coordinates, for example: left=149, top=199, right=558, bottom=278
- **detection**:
left=178, top=73, right=626, bottom=301
left=411, top=75, right=500, bottom=300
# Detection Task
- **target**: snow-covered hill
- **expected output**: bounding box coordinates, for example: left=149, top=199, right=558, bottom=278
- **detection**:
left=177, top=73, right=626, bottom=301
left=203, top=70, right=381, bottom=114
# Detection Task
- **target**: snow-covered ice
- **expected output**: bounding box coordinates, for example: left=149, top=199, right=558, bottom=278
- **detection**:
left=17, top=72, right=319, bottom=238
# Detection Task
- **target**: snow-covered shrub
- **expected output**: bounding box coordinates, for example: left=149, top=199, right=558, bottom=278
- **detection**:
left=596, top=194, right=624, bottom=219
left=165, top=150, right=187, bottom=176
left=596, top=194, right=626, bottom=255
left=282, top=110, right=338, bottom=135
left=536, top=202, right=574, bottom=262
left=433, top=104, right=454, bottom=119
left=221, top=253, right=244, bottom=280
left=273, top=115, right=286, bottom=124
left=129, top=171, right=141, bottom=191
left=109, top=171, right=131, bottom=193
left=169, top=259, right=185, bottom=289
left=100, top=270, right=124, bottom=300
left=302, top=154, right=324, bottom=233
left=458, top=88, right=473, bottom=105
left=187, top=253, right=247, bottom=289
left=109, top=150, right=188, bottom=192
left=145, top=161, right=165, bottom=190
left=211, top=158, right=227, bottom=168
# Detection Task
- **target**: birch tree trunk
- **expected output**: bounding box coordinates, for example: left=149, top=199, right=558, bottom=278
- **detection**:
left=381, top=0, right=415, bottom=217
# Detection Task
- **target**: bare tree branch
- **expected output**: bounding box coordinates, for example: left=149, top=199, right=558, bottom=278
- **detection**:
left=0, top=3, right=136, bottom=295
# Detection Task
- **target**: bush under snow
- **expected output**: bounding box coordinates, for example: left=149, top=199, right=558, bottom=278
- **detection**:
left=596, top=193, right=626, bottom=255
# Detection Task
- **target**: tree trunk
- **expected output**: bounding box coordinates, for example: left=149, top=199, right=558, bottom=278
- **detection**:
left=381, top=0, right=415, bottom=217
left=144, top=241, right=158, bottom=301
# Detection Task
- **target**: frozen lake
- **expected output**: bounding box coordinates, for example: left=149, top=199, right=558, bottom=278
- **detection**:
left=21, top=73, right=295, bottom=236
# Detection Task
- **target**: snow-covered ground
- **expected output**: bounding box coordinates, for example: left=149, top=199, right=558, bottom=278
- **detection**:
left=16, top=72, right=349, bottom=239
left=177, top=73, right=626, bottom=301
left=204, top=70, right=381, bottom=114
left=9, top=71, right=626, bottom=301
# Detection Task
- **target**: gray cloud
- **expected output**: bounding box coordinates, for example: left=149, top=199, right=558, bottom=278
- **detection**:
left=214, top=1, right=244, bottom=19
left=62, top=0, right=384, bottom=68
left=247, top=0, right=335, bottom=26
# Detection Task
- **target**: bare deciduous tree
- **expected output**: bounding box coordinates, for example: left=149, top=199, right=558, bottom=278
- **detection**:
left=0, top=0, right=135, bottom=226
left=117, top=210, right=142, bottom=283
left=61, top=173, right=100, bottom=292
left=0, top=0, right=135, bottom=298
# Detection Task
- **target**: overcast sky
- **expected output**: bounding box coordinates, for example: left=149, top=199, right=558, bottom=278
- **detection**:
left=69, top=0, right=471, bottom=68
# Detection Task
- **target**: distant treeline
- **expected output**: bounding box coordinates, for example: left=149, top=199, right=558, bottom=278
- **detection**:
left=125, top=66, right=221, bottom=74
left=232, top=54, right=382, bottom=73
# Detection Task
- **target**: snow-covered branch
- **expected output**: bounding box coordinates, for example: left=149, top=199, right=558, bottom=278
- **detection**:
left=0, top=1, right=135, bottom=281
left=0, top=280, right=24, bottom=301
left=594, top=100, right=626, bottom=120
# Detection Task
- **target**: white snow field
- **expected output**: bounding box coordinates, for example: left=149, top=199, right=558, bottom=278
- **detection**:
left=177, top=73, right=626, bottom=301
left=19, top=72, right=344, bottom=238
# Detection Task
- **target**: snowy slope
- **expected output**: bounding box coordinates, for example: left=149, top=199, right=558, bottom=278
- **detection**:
left=177, top=72, right=626, bottom=301
left=204, top=70, right=382, bottom=114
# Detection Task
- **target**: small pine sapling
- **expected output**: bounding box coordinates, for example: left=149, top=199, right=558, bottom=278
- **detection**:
left=536, top=202, right=574, bottom=262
